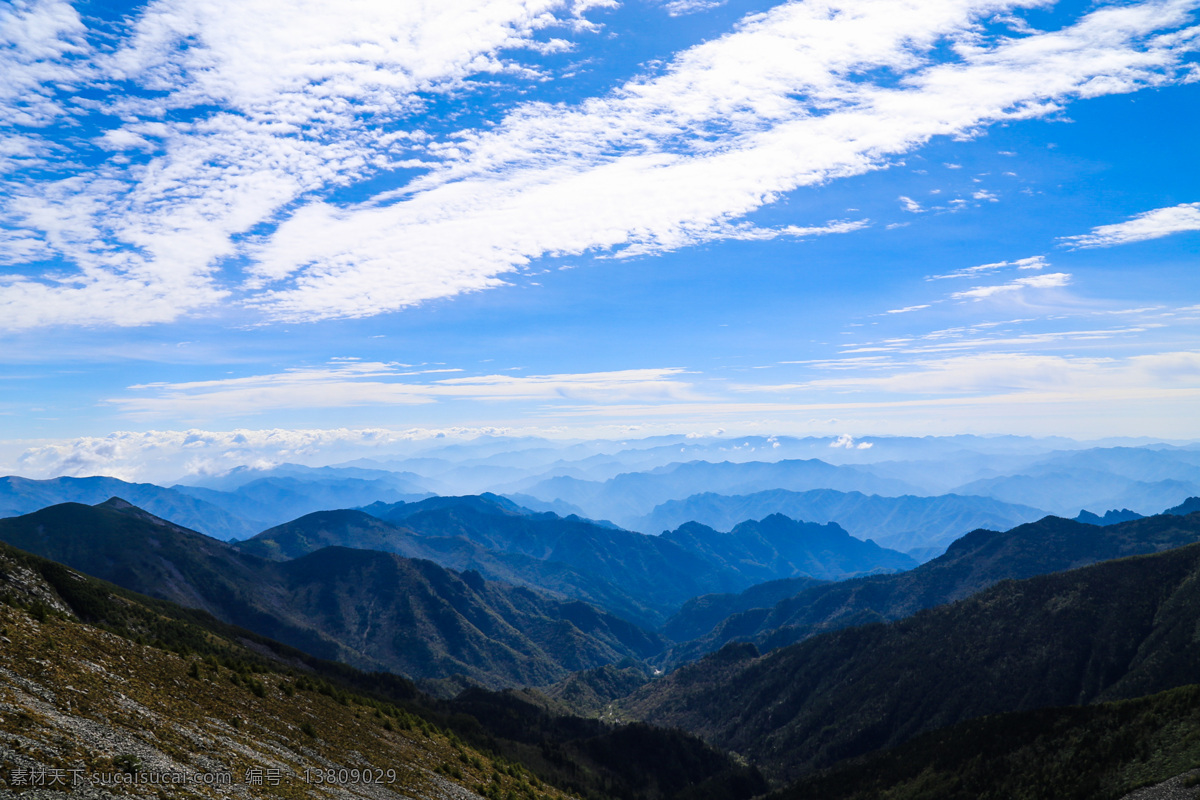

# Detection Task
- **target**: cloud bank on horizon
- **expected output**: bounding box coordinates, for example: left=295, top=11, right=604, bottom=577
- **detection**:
left=1, top=0, right=1198, bottom=456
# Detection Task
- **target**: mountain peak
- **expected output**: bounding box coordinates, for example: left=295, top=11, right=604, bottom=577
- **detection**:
left=96, top=495, right=135, bottom=510
left=1166, top=497, right=1200, bottom=516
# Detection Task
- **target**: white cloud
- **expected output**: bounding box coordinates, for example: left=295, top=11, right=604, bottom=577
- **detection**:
left=951, top=271, right=1070, bottom=299
left=830, top=433, right=873, bottom=448
left=838, top=323, right=1155, bottom=356
left=927, top=254, right=1047, bottom=280
left=241, top=0, right=1200, bottom=320
left=0, top=0, right=89, bottom=127
left=110, top=363, right=699, bottom=418
left=659, top=0, right=728, bottom=15
left=885, top=304, right=932, bottom=314
left=1058, top=202, right=1200, bottom=248
left=2, top=0, right=1198, bottom=327
left=10, top=425, right=517, bottom=481
left=0, top=0, right=614, bottom=329
left=615, top=218, right=869, bottom=258
left=799, top=350, right=1200, bottom=395
left=898, top=195, right=925, bottom=213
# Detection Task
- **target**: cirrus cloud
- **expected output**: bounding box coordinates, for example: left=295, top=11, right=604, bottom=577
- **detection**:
left=951, top=271, right=1071, bottom=299
left=109, top=362, right=701, bottom=419
left=0, top=0, right=1196, bottom=327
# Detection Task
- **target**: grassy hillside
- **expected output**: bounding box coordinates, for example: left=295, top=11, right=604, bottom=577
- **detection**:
left=0, top=538, right=764, bottom=800
left=0, top=549, right=559, bottom=800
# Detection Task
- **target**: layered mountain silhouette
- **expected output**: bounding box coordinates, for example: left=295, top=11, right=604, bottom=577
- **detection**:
left=0, top=474, right=259, bottom=539
left=173, top=473, right=431, bottom=530
left=658, top=511, right=1200, bottom=664
left=520, top=459, right=923, bottom=527
left=952, top=465, right=1200, bottom=518
left=237, top=507, right=673, bottom=628
left=1073, top=507, right=1143, bottom=525
left=0, top=499, right=661, bottom=686
left=636, top=488, right=1044, bottom=556
left=0, top=469, right=436, bottom=542
left=659, top=515, right=914, bottom=581
left=619, top=514, right=1200, bottom=780
left=1167, top=496, right=1200, bottom=515
left=240, top=495, right=914, bottom=627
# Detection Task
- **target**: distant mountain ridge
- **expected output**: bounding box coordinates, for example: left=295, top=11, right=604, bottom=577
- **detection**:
left=180, top=461, right=434, bottom=493
left=1074, top=507, right=1144, bottom=525
left=0, top=471, right=433, bottom=541
left=521, top=459, right=923, bottom=528
left=0, top=474, right=261, bottom=540
left=952, top=465, right=1200, bottom=517
left=1167, top=496, right=1200, bottom=516
left=237, top=507, right=675, bottom=627
left=636, top=488, right=1047, bottom=556
left=660, top=515, right=915, bottom=582
left=173, top=473, right=431, bottom=530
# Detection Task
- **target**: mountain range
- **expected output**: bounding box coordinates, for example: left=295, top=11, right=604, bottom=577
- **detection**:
left=0, top=499, right=661, bottom=687
left=519, top=459, right=923, bottom=528
left=657, top=511, right=1200, bottom=665
left=636, top=488, right=1047, bottom=556
left=0, top=533, right=764, bottom=800
left=7, top=469, right=1200, bottom=798
left=0, top=474, right=259, bottom=540
left=239, top=495, right=914, bottom=627
left=514, top=447, right=1200, bottom=534
left=0, top=469, right=433, bottom=542
left=617, top=513, right=1200, bottom=780
left=172, top=472, right=431, bottom=529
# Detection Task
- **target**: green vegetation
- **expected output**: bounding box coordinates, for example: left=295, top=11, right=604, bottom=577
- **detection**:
left=775, top=684, right=1200, bottom=800
left=543, top=661, right=655, bottom=717
left=0, top=536, right=764, bottom=800
left=619, top=532, right=1200, bottom=781
left=662, top=511, right=1200, bottom=665
left=0, top=500, right=663, bottom=687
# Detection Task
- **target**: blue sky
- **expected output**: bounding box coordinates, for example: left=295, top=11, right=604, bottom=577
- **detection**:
left=2, top=0, right=1198, bottom=478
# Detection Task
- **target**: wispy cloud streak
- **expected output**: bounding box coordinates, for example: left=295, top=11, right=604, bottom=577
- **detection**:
left=110, top=363, right=699, bottom=418
left=0, top=0, right=1197, bottom=327
left=1059, top=202, right=1200, bottom=248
